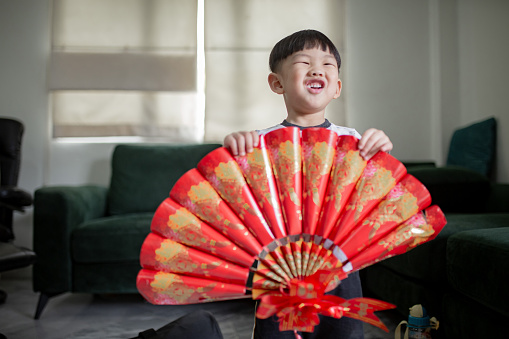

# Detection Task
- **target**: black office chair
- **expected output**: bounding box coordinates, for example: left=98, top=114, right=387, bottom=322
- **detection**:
left=0, top=117, right=36, bottom=305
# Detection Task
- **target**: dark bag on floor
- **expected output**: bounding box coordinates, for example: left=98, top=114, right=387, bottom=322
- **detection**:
left=130, top=310, right=224, bottom=339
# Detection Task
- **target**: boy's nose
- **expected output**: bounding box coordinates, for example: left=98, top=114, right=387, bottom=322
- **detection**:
left=310, top=69, right=324, bottom=77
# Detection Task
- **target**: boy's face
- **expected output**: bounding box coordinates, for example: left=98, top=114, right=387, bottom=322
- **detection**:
left=268, top=47, right=341, bottom=120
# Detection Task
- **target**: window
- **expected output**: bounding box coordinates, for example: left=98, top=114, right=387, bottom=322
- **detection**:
left=204, top=0, right=346, bottom=142
left=50, top=0, right=202, bottom=141
left=50, top=0, right=345, bottom=142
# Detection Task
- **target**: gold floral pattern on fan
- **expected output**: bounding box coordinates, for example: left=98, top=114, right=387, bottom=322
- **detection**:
left=166, top=207, right=230, bottom=250
left=150, top=272, right=204, bottom=304
left=274, top=140, right=302, bottom=208
left=154, top=239, right=221, bottom=274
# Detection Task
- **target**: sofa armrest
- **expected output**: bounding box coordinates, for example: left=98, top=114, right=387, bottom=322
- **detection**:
left=33, top=185, right=108, bottom=294
left=402, top=161, right=436, bottom=169
left=485, top=183, right=509, bottom=213
left=407, top=166, right=491, bottom=213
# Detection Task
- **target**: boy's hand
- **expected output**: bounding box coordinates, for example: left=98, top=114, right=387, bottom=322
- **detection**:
left=358, top=128, right=393, bottom=160
left=223, top=130, right=259, bottom=157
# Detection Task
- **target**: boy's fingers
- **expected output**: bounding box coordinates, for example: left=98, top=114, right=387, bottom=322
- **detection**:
left=223, top=131, right=259, bottom=157
left=234, top=133, right=247, bottom=156
left=244, top=131, right=259, bottom=153
left=244, top=133, right=254, bottom=154
left=359, top=130, right=377, bottom=158
left=250, top=131, right=260, bottom=148
left=380, top=139, right=393, bottom=153
left=223, top=134, right=240, bottom=156
left=363, top=139, right=385, bottom=160
left=358, top=128, right=376, bottom=149
left=359, top=129, right=393, bottom=160
left=223, top=133, right=244, bottom=156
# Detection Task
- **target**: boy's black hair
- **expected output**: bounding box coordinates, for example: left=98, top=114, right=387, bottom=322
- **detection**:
left=269, top=29, right=341, bottom=73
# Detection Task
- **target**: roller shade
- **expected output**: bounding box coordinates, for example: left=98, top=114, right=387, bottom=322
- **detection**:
left=49, top=52, right=196, bottom=92
left=50, top=0, right=201, bottom=140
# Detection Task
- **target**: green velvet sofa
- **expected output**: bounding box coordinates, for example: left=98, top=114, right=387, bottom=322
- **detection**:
left=361, top=119, right=509, bottom=338
left=32, top=143, right=221, bottom=319
left=362, top=168, right=509, bottom=338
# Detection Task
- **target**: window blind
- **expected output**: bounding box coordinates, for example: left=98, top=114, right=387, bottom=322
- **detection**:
left=50, top=0, right=345, bottom=142
left=50, top=0, right=201, bottom=140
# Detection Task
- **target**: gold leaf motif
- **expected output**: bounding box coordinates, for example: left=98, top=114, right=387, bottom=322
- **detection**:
left=215, top=161, right=241, bottom=182
left=168, top=209, right=204, bottom=245
left=378, top=217, right=435, bottom=252
left=213, top=161, right=268, bottom=227
left=155, top=240, right=188, bottom=262
left=214, top=162, right=244, bottom=200
left=304, top=142, right=334, bottom=205
left=243, top=149, right=282, bottom=218
left=168, top=208, right=230, bottom=250
left=151, top=273, right=196, bottom=304
left=289, top=190, right=301, bottom=209
left=350, top=166, right=396, bottom=222
left=330, top=151, right=366, bottom=212
left=363, top=192, right=419, bottom=241
left=275, top=141, right=299, bottom=178
left=155, top=240, right=222, bottom=274
left=189, top=181, right=220, bottom=204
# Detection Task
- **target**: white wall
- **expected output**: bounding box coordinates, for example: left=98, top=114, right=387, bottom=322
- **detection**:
left=345, top=0, right=434, bottom=162
left=1, top=1, right=509, bottom=270
left=0, top=1, right=50, bottom=261
left=346, top=0, right=509, bottom=182
left=0, top=2, right=49, bottom=193
left=457, top=0, right=509, bottom=182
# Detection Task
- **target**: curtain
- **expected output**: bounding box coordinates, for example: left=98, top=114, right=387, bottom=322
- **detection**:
left=50, top=0, right=201, bottom=141
left=50, top=0, right=345, bottom=142
left=204, top=0, right=346, bottom=142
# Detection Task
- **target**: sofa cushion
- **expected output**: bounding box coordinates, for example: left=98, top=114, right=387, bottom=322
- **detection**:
left=447, top=227, right=509, bottom=317
left=72, top=213, right=153, bottom=263
left=73, top=262, right=140, bottom=293
left=446, top=117, right=496, bottom=178
left=378, top=214, right=509, bottom=285
left=361, top=264, right=444, bottom=318
left=443, top=292, right=509, bottom=339
left=485, top=183, right=509, bottom=213
left=408, top=166, right=490, bottom=213
left=108, top=143, right=221, bottom=215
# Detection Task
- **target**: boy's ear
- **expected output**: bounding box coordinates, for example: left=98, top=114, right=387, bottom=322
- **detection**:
left=268, top=73, right=284, bottom=94
left=333, top=79, right=342, bottom=99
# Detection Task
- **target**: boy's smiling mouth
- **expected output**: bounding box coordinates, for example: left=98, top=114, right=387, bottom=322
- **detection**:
left=306, top=79, right=325, bottom=93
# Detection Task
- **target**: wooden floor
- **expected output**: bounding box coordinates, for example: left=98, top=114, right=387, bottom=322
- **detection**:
left=0, top=273, right=401, bottom=339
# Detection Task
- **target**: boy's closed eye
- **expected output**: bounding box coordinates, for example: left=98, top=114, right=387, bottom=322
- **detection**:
left=294, top=59, right=310, bottom=65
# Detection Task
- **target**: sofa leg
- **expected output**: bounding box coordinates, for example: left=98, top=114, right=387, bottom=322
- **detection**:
left=34, top=292, right=60, bottom=319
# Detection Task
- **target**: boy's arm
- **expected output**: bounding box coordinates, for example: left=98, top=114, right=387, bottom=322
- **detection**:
left=223, top=130, right=259, bottom=156
left=358, top=128, right=393, bottom=160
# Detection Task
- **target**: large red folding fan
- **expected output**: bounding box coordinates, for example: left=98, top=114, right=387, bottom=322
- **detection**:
left=137, top=127, right=446, bottom=334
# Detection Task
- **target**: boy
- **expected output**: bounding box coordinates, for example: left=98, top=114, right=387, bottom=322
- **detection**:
left=224, top=30, right=393, bottom=339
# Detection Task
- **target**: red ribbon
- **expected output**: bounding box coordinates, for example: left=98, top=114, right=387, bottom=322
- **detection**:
left=256, top=276, right=395, bottom=333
